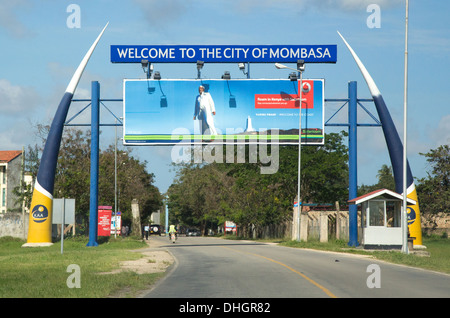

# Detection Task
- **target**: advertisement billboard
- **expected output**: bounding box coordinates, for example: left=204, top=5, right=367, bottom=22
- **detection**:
left=98, top=206, right=112, bottom=237
left=111, top=211, right=121, bottom=235
left=123, top=79, right=324, bottom=145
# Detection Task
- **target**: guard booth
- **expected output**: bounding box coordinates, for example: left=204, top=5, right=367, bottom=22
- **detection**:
left=348, top=189, right=416, bottom=249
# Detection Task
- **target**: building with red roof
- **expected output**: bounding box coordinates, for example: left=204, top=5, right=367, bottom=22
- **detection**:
left=0, top=150, right=24, bottom=213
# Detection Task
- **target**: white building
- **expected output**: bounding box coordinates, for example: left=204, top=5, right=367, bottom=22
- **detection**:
left=0, top=151, right=24, bottom=213
left=349, top=188, right=416, bottom=249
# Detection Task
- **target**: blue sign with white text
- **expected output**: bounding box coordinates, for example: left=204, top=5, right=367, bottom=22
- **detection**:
left=111, top=45, right=337, bottom=63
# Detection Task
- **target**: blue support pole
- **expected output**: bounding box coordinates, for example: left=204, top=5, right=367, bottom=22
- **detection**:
left=87, top=81, right=100, bottom=247
left=348, top=81, right=359, bottom=247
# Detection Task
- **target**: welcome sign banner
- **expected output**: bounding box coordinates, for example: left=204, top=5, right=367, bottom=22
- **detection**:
left=111, top=45, right=337, bottom=63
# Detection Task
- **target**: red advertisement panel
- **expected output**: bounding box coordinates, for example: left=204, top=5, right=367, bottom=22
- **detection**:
left=98, top=208, right=112, bottom=236
left=299, top=80, right=314, bottom=109
left=254, top=80, right=314, bottom=109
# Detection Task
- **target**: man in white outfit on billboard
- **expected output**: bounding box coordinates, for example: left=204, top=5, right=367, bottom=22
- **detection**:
left=193, top=85, right=218, bottom=136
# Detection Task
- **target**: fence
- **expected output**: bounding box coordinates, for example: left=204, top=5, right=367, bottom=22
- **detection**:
left=0, top=212, right=28, bottom=239
left=258, top=208, right=449, bottom=241
left=255, top=206, right=358, bottom=241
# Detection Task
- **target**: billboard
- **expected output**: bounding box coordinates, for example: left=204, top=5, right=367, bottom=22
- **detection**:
left=98, top=206, right=112, bottom=237
left=111, top=211, right=121, bottom=235
left=123, top=79, right=324, bottom=145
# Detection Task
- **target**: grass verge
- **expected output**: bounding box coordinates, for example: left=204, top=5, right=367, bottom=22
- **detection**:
left=0, top=236, right=164, bottom=298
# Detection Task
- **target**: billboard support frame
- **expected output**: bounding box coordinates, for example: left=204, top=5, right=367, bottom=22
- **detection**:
left=68, top=79, right=381, bottom=248
left=64, top=83, right=123, bottom=247
left=325, top=81, right=381, bottom=247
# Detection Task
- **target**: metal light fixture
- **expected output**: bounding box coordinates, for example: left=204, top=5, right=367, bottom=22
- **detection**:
left=238, top=62, right=249, bottom=78
left=288, top=72, right=298, bottom=81
left=141, top=59, right=153, bottom=79
left=297, top=59, right=305, bottom=72
left=197, top=60, right=204, bottom=79
left=222, top=71, right=231, bottom=80
left=275, top=60, right=305, bottom=72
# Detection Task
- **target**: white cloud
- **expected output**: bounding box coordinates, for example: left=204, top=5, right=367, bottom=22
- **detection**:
left=133, top=0, right=404, bottom=27
left=221, top=0, right=403, bottom=13
left=0, top=0, right=34, bottom=38
left=133, top=0, right=191, bottom=25
left=0, top=79, right=41, bottom=114
left=0, top=79, right=42, bottom=149
left=321, top=0, right=403, bottom=11
left=430, top=114, right=450, bottom=148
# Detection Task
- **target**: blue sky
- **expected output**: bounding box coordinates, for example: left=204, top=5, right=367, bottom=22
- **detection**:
left=0, top=0, right=449, bottom=195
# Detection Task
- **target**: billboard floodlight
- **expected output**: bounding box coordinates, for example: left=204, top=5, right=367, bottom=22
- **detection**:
left=297, top=59, right=305, bottom=72
left=197, top=60, right=204, bottom=79
left=222, top=71, right=231, bottom=80
left=289, top=72, right=298, bottom=81
left=141, top=59, right=153, bottom=79
left=197, top=60, right=204, bottom=69
left=238, top=62, right=249, bottom=78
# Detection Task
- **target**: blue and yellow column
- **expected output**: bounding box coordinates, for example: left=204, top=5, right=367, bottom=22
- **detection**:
left=339, top=31, right=422, bottom=246
left=23, top=23, right=108, bottom=247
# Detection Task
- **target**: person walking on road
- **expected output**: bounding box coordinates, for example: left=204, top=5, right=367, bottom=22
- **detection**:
left=168, top=224, right=177, bottom=240
left=143, top=224, right=149, bottom=240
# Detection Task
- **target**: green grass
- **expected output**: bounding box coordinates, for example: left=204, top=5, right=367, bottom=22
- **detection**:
left=2, top=234, right=448, bottom=298
left=278, top=236, right=450, bottom=274
left=0, top=236, right=164, bottom=298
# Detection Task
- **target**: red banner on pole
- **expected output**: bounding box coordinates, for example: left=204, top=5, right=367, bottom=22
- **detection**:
left=98, top=206, right=112, bottom=236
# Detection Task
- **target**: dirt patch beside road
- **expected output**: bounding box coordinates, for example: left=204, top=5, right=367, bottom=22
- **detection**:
left=104, top=238, right=176, bottom=298
left=100, top=239, right=175, bottom=275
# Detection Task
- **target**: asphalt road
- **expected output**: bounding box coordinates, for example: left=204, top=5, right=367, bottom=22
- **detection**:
left=143, top=235, right=450, bottom=299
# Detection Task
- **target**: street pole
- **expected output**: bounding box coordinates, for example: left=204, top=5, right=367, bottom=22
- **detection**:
left=114, top=118, right=117, bottom=238
left=61, top=198, right=65, bottom=254
left=402, top=0, right=409, bottom=254
left=296, top=69, right=303, bottom=241
left=274, top=62, right=305, bottom=241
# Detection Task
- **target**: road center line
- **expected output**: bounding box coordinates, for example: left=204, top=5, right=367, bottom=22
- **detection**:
left=222, top=246, right=337, bottom=298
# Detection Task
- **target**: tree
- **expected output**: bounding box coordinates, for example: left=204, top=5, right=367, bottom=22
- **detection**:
left=98, top=145, right=162, bottom=226
left=358, top=164, right=395, bottom=196
left=168, top=131, right=350, bottom=237
left=376, top=164, right=395, bottom=191
left=299, top=131, right=349, bottom=204
left=54, top=128, right=92, bottom=223
left=417, top=145, right=450, bottom=214
left=24, top=125, right=162, bottom=230
left=168, top=162, right=234, bottom=235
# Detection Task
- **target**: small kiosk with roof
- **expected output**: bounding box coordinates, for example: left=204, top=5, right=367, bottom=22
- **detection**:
left=349, top=189, right=416, bottom=250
